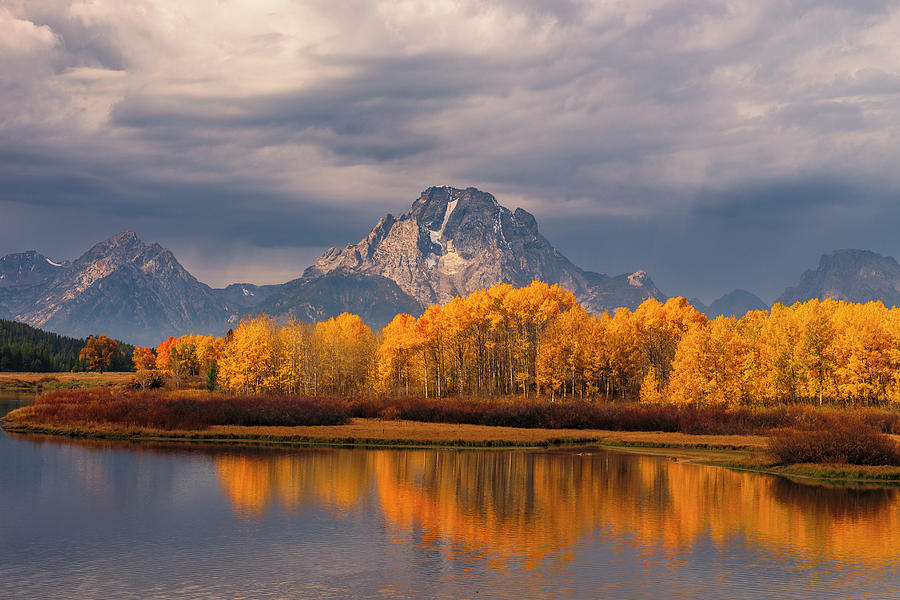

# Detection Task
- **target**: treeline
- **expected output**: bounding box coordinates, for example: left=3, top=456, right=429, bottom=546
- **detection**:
left=138, top=281, right=900, bottom=407
left=0, top=319, right=133, bottom=372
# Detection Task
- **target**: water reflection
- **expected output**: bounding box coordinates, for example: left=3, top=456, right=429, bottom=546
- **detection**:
left=5, top=402, right=900, bottom=600
left=210, top=448, right=900, bottom=566
left=215, top=449, right=374, bottom=518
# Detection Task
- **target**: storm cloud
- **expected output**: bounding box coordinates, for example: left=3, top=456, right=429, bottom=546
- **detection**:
left=2, top=0, right=900, bottom=300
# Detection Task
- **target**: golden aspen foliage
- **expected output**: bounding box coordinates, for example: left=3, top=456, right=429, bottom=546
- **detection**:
left=415, top=304, right=447, bottom=397
left=314, top=312, right=375, bottom=395
left=639, top=366, right=663, bottom=404
left=377, top=313, right=421, bottom=395
left=217, top=315, right=278, bottom=394
left=273, top=319, right=312, bottom=394
left=141, top=280, right=900, bottom=407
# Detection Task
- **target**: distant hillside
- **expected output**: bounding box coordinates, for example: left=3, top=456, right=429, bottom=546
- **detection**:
left=691, top=290, right=769, bottom=318
left=0, top=319, right=133, bottom=372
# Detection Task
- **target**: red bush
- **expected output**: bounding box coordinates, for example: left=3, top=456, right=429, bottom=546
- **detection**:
left=769, top=420, right=900, bottom=466
left=345, top=397, right=900, bottom=436
left=20, top=389, right=350, bottom=430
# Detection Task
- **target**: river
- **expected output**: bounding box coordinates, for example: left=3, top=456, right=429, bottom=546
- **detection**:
left=1, top=394, right=899, bottom=599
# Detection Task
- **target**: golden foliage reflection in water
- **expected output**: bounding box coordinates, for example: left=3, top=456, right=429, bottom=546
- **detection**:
left=213, top=449, right=900, bottom=564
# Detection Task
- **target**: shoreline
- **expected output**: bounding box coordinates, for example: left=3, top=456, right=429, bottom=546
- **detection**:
left=5, top=417, right=900, bottom=485
left=0, top=372, right=133, bottom=393
left=0, top=417, right=768, bottom=450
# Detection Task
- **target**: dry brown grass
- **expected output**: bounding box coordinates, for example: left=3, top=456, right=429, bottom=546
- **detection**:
left=0, top=371, right=133, bottom=392
left=1, top=415, right=770, bottom=449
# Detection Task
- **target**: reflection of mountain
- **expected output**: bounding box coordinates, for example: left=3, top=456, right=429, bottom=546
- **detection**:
left=212, top=448, right=900, bottom=564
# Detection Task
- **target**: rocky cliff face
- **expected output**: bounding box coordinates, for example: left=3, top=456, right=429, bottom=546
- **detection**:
left=776, top=249, right=900, bottom=307
left=308, top=186, right=665, bottom=313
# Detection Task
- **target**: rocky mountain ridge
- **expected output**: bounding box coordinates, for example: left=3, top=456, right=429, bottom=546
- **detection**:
left=776, top=249, right=900, bottom=307
left=308, top=186, right=665, bottom=315
left=6, top=187, right=896, bottom=347
left=0, top=232, right=229, bottom=346
left=0, top=186, right=667, bottom=344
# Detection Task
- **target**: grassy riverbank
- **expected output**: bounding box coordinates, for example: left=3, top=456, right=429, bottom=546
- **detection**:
left=4, top=387, right=900, bottom=483
left=0, top=372, right=133, bottom=393
left=6, top=413, right=900, bottom=483
left=0, top=416, right=768, bottom=449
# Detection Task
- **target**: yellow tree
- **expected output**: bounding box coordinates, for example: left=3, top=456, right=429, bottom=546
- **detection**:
left=415, top=304, right=446, bottom=397
left=169, top=335, right=201, bottom=388
left=793, top=299, right=838, bottom=405
left=502, top=281, right=576, bottom=397
left=639, top=366, right=663, bottom=404
left=273, top=319, right=312, bottom=394
left=634, top=296, right=705, bottom=389
left=606, top=308, right=642, bottom=398
left=536, top=305, right=592, bottom=399
left=580, top=311, right=613, bottom=398
left=442, top=296, right=479, bottom=395
left=217, top=315, right=277, bottom=394
left=377, top=313, right=420, bottom=395
left=315, top=313, right=374, bottom=395
left=666, top=316, right=746, bottom=406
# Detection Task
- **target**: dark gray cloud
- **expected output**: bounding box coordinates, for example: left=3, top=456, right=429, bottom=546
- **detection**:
left=2, top=0, right=900, bottom=298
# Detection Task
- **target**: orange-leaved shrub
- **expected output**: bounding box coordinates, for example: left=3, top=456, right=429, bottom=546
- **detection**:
left=769, top=419, right=900, bottom=466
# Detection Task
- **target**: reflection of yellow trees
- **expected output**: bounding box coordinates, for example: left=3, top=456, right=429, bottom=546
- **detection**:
left=213, top=449, right=900, bottom=563
left=214, top=451, right=372, bottom=517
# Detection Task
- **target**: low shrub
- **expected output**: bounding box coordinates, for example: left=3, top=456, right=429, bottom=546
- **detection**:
left=769, top=420, right=900, bottom=466
left=346, top=398, right=853, bottom=435
left=126, top=370, right=166, bottom=390
left=13, top=389, right=350, bottom=430
left=12, top=389, right=900, bottom=440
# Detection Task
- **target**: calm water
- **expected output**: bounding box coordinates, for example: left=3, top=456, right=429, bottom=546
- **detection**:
left=2, top=395, right=900, bottom=599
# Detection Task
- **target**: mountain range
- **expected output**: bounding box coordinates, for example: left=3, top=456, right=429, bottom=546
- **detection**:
left=1, top=186, right=898, bottom=345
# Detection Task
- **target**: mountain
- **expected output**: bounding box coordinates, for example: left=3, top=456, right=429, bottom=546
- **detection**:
left=776, top=249, right=900, bottom=307
left=4, top=232, right=230, bottom=346
left=691, top=289, right=769, bottom=318
left=307, top=186, right=665, bottom=314
left=0, top=250, right=68, bottom=289
left=250, top=270, right=424, bottom=327
left=0, top=186, right=668, bottom=344
left=0, top=251, right=70, bottom=320
left=212, top=283, right=281, bottom=311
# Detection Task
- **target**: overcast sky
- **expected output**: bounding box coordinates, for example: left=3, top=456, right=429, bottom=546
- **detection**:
left=3, top=1, right=900, bottom=303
